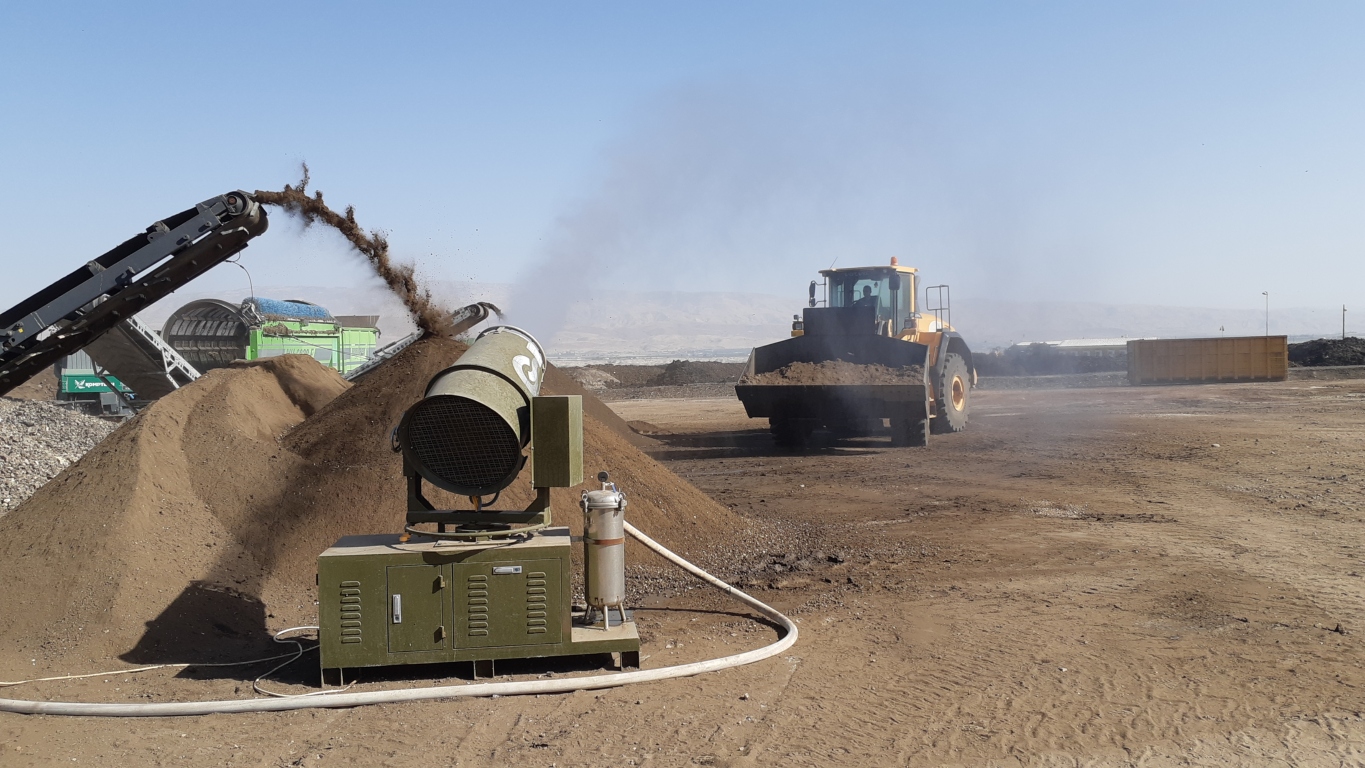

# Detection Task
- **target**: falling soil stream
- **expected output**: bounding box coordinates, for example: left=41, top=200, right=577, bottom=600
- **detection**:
left=253, top=165, right=454, bottom=336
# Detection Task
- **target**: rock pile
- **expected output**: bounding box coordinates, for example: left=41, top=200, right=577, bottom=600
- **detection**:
left=0, top=398, right=116, bottom=516
left=1289, top=337, right=1365, bottom=367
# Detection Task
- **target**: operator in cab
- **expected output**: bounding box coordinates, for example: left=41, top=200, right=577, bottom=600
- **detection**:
left=854, top=285, right=878, bottom=308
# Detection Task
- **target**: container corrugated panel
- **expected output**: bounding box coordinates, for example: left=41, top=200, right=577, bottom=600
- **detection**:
left=1127, top=336, right=1288, bottom=384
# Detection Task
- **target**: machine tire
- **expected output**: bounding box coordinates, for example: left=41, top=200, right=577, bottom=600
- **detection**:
left=931, top=352, right=970, bottom=434
left=890, top=417, right=928, bottom=447
left=770, top=418, right=815, bottom=449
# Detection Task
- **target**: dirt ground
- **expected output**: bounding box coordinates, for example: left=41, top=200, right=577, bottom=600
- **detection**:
left=6, top=379, right=1365, bottom=765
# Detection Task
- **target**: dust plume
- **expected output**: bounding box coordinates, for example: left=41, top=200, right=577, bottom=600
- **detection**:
left=254, top=165, right=454, bottom=336
left=505, top=85, right=940, bottom=345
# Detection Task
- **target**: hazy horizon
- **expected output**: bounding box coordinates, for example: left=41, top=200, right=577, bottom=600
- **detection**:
left=3, top=3, right=1362, bottom=349
left=130, top=279, right=1363, bottom=363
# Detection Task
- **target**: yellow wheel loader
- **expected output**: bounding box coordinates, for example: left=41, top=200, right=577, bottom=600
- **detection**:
left=735, top=258, right=974, bottom=448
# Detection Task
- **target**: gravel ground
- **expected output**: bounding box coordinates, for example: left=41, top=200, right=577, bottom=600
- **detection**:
left=0, top=398, right=117, bottom=516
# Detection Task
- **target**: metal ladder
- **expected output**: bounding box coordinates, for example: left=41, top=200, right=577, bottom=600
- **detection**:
left=925, top=284, right=952, bottom=332
left=82, top=315, right=201, bottom=403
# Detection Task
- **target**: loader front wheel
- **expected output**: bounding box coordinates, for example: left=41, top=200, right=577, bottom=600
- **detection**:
left=890, top=417, right=928, bottom=447
left=931, top=352, right=970, bottom=434
left=770, top=418, right=815, bottom=449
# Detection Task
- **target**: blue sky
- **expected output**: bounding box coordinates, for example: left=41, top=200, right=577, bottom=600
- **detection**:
left=2, top=2, right=1362, bottom=330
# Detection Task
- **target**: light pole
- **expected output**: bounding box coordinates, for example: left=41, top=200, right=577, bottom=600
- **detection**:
left=1345, top=305, right=1349, bottom=340
left=1262, top=292, right=1269, bottom=336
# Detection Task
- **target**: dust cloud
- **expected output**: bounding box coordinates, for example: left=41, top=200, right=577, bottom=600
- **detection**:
left=502, top=84, right=1060, bottom=349
left=508, top=88, right=841, bottom=340
left=254, top=165, right=454, bottom=336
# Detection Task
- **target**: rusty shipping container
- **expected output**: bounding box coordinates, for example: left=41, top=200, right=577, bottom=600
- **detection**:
left=1127, top=336, right=1288, bottom=385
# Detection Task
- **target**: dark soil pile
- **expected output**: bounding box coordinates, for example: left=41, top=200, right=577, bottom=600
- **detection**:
left=572, top=361, right=746, bottom=389
left=0, top=339, right=730, bottom=674
left=740, top=360, right=924, bottom=385
left=585, top=364, right=666, bottom=388
left=650, top=360, right=745, bottom=386
left=1288, top=337, right=1365, bottom=367
left=6, top=367, right=57, bottom=400
left=975, top=347, right=1127, bottom=376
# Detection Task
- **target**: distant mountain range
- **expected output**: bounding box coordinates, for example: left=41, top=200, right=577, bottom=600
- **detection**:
left=138, top=281, right=1358, bottom=364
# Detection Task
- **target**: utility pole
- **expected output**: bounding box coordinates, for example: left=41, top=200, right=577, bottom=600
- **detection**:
left=1262, top=291, right=1269, bottom=336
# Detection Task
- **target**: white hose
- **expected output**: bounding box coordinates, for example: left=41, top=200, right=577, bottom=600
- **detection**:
left=0, top=521, right=796, bottom=717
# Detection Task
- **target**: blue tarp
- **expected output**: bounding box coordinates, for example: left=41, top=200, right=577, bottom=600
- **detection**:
left=242, top=297, right=335, bottom=323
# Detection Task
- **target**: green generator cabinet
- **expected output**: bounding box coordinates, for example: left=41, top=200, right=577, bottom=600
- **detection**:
left=318, top=527, right=639, bottom=678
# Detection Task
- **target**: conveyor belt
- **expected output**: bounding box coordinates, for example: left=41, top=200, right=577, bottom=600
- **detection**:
left=0, top=192, right=268, bottom=398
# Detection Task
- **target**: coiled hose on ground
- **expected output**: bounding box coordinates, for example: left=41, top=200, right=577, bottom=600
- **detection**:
left=0, top=521, right=798, bottom=717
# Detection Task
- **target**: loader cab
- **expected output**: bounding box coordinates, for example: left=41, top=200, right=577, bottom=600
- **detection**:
left=820, top=266, right=917, bottom=336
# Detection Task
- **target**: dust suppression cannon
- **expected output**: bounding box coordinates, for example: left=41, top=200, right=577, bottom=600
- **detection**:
left=316, top=326, right=640, bottom=681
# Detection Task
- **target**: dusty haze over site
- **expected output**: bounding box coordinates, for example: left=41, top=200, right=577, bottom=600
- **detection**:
left=3, top=3, right=1364, bottom=356
left=8, top=5, right=1365, bottom=766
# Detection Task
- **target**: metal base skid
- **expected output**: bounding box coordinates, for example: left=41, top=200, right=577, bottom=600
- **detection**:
left=318, top=527, right=640, bottom=676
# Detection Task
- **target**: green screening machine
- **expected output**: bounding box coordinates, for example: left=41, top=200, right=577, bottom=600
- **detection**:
left=56, top=297, right=379, bottom=404
left=161, top=297, right=380, bottom=376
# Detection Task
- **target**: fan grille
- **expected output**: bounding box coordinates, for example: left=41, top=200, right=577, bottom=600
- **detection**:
left=406, top=396, right=520, bottom=494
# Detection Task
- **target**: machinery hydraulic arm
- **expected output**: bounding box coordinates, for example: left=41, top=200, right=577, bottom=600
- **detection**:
left=0, top=192, right=269, bottom=397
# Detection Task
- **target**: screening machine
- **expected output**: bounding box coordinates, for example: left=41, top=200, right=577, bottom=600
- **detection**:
left=316, top=326, right=640, bottom=681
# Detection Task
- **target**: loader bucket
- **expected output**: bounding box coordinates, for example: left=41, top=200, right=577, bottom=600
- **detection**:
left=735, top=334, right=931, bottom=426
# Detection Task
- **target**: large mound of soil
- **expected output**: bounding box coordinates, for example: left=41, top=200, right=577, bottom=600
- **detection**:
left=740, top=360, right=924, bottom=385
left=1289, top=337, right=1365, bottom=367
left=566, top=361, right=745, bottom=389
left=6, top=367, right=58, bottom=400
left=651, top=360, right=745, bottom=386
left=0, top=339, right=731, bottom=674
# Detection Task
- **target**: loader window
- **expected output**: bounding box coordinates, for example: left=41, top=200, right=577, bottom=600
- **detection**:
left=829, top=272, right=909, bottom=331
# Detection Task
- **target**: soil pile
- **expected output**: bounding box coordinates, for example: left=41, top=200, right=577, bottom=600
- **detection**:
left=0, top=355, right=348, bottom=673
left=0, top=339, right=730, bottom=674
left=1289, top=337, right=1365, bottom=367
left=254, top=166, right=453, bottom=336
left=588, top=364, right=664, bottom=388
left=285, top=336, right=715, bottom=569
left=975, top=347, right=1127, bottom=376
left=650, top=360, right=744, bottom=386
left=741, top=360, right=924, bottom=385
left=566, top=367, right=620, bottom=391
left=6, top=367, right=57, bottom=400
left=567, top=361, right=746, bottom=389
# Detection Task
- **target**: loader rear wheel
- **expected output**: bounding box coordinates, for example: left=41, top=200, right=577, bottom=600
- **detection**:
left=931, top=352, right=970, bottom=434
